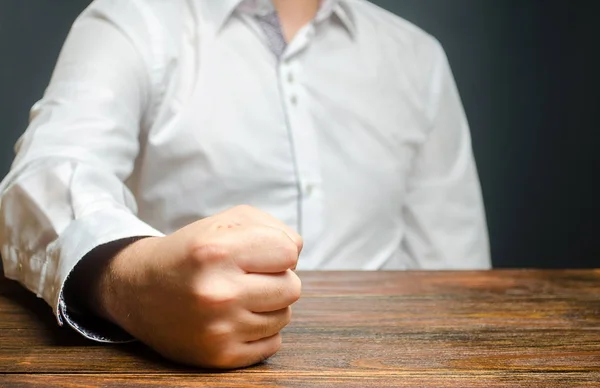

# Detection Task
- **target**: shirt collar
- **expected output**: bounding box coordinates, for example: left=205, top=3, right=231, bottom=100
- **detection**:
left=199, top=0, right=356, bottom=37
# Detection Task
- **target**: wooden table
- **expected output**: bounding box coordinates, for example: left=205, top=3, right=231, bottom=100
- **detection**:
left=2, top=270, right=600, bottom=387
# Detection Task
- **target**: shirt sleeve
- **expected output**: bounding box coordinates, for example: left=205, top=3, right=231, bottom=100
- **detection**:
left=401, top=40, right=491, bottom=270
left=0, top=0, right=165, bottom=341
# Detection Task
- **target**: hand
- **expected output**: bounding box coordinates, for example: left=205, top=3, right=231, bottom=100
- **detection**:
left=96, top=205, right=303, bottom=369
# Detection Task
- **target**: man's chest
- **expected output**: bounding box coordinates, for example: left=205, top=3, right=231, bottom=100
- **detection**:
left=134, top=19, right=430, bottom=236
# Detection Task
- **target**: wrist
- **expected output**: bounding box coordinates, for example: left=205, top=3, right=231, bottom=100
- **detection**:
left=96, top=236, right=161, bottom=327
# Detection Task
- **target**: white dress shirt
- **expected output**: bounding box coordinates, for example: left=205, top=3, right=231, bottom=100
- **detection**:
left=0, top=0, right=490, bottom=338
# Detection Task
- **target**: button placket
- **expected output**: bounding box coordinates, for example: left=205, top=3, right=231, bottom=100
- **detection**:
left=281, top=58, right=298, bottom=107
left=305, top=183, right=314, bottom=197
left=280, top=63, right=323, bottom=265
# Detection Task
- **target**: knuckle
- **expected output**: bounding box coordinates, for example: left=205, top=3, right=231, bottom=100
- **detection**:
left=188, top=240, right=229, bottom=265
left=204, top=321, right=235, bottom=340
left=194, top=281, right=238, bottom=307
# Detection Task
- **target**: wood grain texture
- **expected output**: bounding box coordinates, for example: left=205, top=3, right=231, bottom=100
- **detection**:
left=2, top=270, right=600, bottom=387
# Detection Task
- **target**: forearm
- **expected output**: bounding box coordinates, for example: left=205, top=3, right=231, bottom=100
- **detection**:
left=63, top=237, right=149, bottom=323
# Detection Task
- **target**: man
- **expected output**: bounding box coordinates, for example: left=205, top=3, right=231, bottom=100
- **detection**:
left=0, top=0, right=490, bottom=369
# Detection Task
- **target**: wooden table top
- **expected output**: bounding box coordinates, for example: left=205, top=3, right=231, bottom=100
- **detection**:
left=2, top=270, right=600, bottom=387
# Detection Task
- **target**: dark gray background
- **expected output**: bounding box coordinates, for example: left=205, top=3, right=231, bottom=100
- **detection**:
left=1, top=1, right=598, bottom=268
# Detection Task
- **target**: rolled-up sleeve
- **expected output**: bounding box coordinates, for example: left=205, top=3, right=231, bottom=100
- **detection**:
left=0, top=0, right=164, bottom=340
left=402, top=40, right=491, bottom=269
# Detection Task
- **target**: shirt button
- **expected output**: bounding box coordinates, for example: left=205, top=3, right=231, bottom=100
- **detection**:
left=306, top=183, right=315, bottom=196
left=290, top=95, right=298, bottom=105
left=288, top=72, right=294, bottom=84
left=18, top=262, right=23, bottom=271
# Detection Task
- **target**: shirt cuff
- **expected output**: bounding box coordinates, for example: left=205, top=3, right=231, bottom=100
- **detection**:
left=43, top=208, right=164, bottom=342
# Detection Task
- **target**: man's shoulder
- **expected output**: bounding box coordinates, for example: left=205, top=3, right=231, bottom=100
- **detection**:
left=345, top=0, right=443, bottom=57
left=88, top=0, right=187, bottom=13
left=85, top=0, right=188, bottom=31
left=83, top=0, right=190, bottom=54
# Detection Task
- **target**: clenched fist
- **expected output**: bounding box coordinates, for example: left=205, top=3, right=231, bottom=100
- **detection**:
left=83, top=205, right=303, bottom=369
